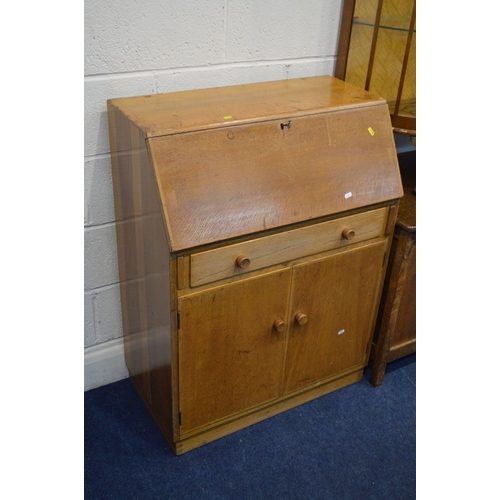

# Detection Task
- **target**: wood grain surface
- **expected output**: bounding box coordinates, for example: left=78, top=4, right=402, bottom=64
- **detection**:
left=107, top=76, right=403, bottom=453
left=177, top=269, right=292, bottom=434
left=149, top=105, right=401, bottom=251
left=283, top=241, right=387, bottom=393
left=108, top=76, right=385, bottom=137
left=190, top=207, right=388, bottom=287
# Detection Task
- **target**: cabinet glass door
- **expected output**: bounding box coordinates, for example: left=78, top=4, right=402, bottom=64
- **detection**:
left=178, top=268, right=291, bottom=434
left=336, top=0, right=416, bottom=133
left=283, top=241, right=387, bottom=394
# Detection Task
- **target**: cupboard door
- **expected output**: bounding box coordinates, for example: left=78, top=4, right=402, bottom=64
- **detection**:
left=178, top=268, right=291, bottom=434
left=283, top=241, right=386, bottom=393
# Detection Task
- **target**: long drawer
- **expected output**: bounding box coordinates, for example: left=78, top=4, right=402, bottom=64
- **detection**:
left=189, top=207, right=388, bottom=287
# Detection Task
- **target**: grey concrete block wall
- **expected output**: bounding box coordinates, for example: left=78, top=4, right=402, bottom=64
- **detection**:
left=84, top=0, right=344, bottom=388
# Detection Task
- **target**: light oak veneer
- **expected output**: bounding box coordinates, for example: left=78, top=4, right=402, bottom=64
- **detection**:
left=108, top=76, right=403, bottom=454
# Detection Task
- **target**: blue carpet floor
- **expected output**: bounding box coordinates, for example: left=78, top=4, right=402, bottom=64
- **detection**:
left=85, top=355, right=416, bottom=499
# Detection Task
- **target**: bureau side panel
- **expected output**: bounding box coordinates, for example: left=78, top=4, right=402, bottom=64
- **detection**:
left=108, top=104, right=175, bottom=444
left=108, top=105, right=150, bottom=401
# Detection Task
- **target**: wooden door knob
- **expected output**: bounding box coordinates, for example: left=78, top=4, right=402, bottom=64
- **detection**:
left=295, top=312, right=308, bottom=326
left=236, top=255, right=251, bottom=269
left=342, top=228, right=355, bottom=240
left=274, top=319, right=287, bottom=333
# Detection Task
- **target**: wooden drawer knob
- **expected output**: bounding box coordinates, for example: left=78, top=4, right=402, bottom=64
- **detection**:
left=236, top=255, right=251, bottom=269
left=295, top=312, right=308, bottom=326
left=274, top=319, right=287, bottom=333
left=342, top=228, right=355, bottom=240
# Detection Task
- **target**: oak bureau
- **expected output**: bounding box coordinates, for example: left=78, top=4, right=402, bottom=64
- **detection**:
left=107, top=75, right=403, bottom=454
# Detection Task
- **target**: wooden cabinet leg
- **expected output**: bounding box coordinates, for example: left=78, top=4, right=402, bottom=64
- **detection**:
left=370, top=355, right=387, bottom=387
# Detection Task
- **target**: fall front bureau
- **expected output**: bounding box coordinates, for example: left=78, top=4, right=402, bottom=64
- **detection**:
left=108, top=76, right=403, bottom=454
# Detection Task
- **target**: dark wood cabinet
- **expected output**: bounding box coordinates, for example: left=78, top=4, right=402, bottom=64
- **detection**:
left=370, top=152, right=416, bottom=386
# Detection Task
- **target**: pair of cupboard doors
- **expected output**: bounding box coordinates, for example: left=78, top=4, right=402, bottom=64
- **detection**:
left=178, top=229, right=388, bottom=435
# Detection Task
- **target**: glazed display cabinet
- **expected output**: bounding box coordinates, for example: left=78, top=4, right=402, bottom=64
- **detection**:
left=336, top=0, right=416, bottom=134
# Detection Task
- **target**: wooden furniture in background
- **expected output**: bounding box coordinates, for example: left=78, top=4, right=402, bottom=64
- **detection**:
left=369, top=152, right=416, bottom=386
left=336, top=0, right=417, bottom=384
left=336, top=0, right=416, bottom=135
left=108, top=76, right=403, bottom=454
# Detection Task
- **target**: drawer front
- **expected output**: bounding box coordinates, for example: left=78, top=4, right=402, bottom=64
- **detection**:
left=190, top=207, right=388, bottom=287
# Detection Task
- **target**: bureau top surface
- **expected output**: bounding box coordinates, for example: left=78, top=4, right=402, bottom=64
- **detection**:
left=108, top=76, right=402, bottom=252
left=108, top=76, right=385, bottom=137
